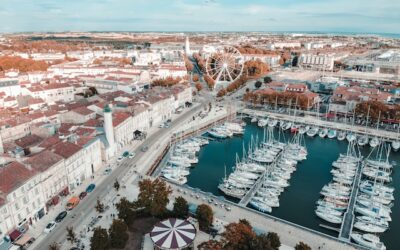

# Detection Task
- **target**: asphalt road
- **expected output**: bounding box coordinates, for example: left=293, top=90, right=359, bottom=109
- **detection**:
left=35, top=104, right=203, bottom=249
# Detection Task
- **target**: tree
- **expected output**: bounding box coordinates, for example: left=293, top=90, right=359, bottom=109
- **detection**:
left=192, top=74, right=200, bottom=82
left=221, top=219, right=256, bottom=249
left=173, top=196, right=189, bottom=218
left=114, top=179, right=120, bottom=192
left=90, top=227, right=110, bottom=250
left=109, top=219, right=129, bottom=249
left=95, top=198, right=105, bottom=213
left=255, top=81, right=262, bottom=89
left=195, top=82, right=203, bottom=92
left=266, top=232, right=281, bottom=250
left=66, top=226, right=76, bottom=244
left=48, top=242, right=60, bottom=250
left=135, top=178, right=172, bottom=217
left=295, top=242, right=311, bottom=250
left=116, top=197, right=136, bottom=225
left=217, top=88, right=227, bottom=98
left=198, top=240, right=223, bottom=250
left=196, top=204, right=213, bottom=231
left=251, top=234, right=274, bottom=250
left=263, top=76, right=272, bottom=84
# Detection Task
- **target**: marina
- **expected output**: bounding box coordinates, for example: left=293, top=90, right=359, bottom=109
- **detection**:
left=156, top=116, right=399, bottom=250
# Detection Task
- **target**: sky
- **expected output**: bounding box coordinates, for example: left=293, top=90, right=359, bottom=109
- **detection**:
left=0, top=0, right=399, bottom=34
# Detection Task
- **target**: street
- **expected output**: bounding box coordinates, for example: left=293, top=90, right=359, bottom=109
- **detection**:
left=33, top=103, right=204, bottom=249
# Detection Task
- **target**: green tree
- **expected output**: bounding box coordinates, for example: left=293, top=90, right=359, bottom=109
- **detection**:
left=66, top=226, right=76, bottom=244
left=116, top=197, right=136, bottom=225
left=114, top=179, right=120, bottom=192
left=135, top=178, right=172, bottom=217
left=90, top=227, right=110, bottom=250
left=266, top=232, right=281, bottom=250
left=172, top=196, right=189, bottom=218
left=255, top=81, right=262, bottom=89
left=48, top=242, right=60, bottom=250
left=95, top=198, right=105, bottom=213
left=295, top=242, right=311, bottom=250
left=109, top=219, right=129, bottom=249
left=263, top=76, right=272, bottom=84
left=195, top=204, right=213, bottom=231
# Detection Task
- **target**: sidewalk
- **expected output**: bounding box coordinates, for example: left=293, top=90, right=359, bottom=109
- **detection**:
left=29, top=104, right=202, bottom=249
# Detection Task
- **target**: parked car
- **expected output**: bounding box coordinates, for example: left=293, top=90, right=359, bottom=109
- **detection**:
left=79, top=192, right=87, bottom=200
left=117, top=156, right=123, bottom=162
left=103, top=168, right=112, bottom=175
left=44, top=221, right=56, bottom=233
left=66, top=196, right=80, bottom=210
left=55, top=211, right=67, bottom=223
left=86, top=183, right=96, bottom=193
left=141, top=146, right=148, bottom=152
left=128, top=152, right=135, bottom=159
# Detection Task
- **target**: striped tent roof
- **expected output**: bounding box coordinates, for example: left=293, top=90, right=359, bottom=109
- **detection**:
left=150, top=218, right=196, bottom=249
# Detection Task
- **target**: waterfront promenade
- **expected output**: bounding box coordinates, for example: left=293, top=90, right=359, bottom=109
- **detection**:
left=242, top=109, right=400, bottom=141
left=167, top=182, right=357, bottom=250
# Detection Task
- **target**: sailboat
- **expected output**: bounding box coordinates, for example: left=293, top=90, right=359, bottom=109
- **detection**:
left=337, top=131, right=346, bottom=141
left=327, top=129, right=337, bottom=139
left=369, top=137, right=380, bottom=148
left=351, top=233, right=386, bottom=250
left=319, top=128, right=328, bottom=138
left=307, top=127, right=318, bottom=137
left=358, top=135, right=369, bottom=146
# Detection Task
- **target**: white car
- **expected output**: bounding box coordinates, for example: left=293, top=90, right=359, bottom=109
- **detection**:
left=128, top=152, right=135, bottom=159
left=117, top=156, right=123, bottom=162
left=44, top=221, right=56, bottom=233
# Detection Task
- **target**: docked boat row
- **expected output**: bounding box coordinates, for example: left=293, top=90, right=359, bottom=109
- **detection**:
left=351, top=146, right=394, bottom=249
left=162, top=137, right=209, bottom=184
left=207, top=121, right=245, bottom=139
left=315, top=143, right=361, bottom=225
left=250, top=133, right=307, bottom=213
left=250, top=116, right=399, bottom=152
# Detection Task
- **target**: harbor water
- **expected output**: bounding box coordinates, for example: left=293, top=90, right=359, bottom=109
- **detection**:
left=185, top=121, right=400, bottom=250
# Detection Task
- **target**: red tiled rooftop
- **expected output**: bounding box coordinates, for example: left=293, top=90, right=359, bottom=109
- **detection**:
left=24, top=150, right=64, bottom=172
left=72, top=106, right=95, bottom=116
left=38, top=136, right=61, bottom=149
left=112, top=112, right=131, bottom=127
left=84, top=118, right=103, bottom=127
left=15, top=134, right=43, bottom=148
left=0, top=161, right=37, bottom=195
left=52, top=141, right=82, bottom=159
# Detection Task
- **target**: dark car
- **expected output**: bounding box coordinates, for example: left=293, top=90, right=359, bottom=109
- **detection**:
left=79, top=192, right=87, bottom=200
left=55, top=211, right=67, bottom=223
left=86, top=184, right=96, bottom=193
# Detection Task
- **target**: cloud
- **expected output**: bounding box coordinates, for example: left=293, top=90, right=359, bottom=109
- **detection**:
left=0, top=0, right=399, bottom=33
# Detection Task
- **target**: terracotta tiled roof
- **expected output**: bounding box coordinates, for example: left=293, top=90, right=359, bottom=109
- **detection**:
left=0, top=161, right=37, bottom=195
left=84, top=118, right=103, bottom=127
left=52, top=141, right=82, bottom=159
left=112, top=112, right=131, bottom=127
left=72, top=106, right=95, bottom=116
left=24, top=150, right=64, bottom=172
left=15, top=134, right=43, bottom=148
left=38, top=136, right=61, bottom=149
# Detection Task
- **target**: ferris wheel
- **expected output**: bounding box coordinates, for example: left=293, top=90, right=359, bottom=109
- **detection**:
left=205, top=46, right=244, bottom=87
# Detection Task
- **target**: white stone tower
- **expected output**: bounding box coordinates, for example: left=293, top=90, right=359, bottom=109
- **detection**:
left=185, top=36, right=191, bottom=55
left=0, top=134, right=3, bottom=154
left=103, top=104, right=115, bottom=154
